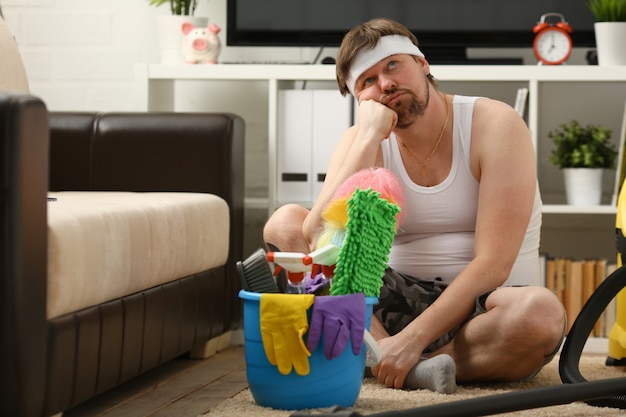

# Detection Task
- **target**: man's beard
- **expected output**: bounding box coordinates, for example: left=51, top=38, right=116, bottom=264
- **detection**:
left=386, top=79, right=430, bottom=129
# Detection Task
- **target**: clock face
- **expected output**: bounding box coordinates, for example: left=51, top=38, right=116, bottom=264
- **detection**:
left=533, top=27, right=572, bottom=65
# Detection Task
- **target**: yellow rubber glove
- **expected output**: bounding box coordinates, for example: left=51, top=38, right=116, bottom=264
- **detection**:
left=260, top=293, right=315, bottom=376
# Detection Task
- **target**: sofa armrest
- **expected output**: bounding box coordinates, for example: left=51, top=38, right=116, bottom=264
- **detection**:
left=0, top=92, right=49, bottom=416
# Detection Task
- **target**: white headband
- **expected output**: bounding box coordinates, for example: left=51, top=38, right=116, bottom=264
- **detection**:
left=346, top=34, right=425, bottom=95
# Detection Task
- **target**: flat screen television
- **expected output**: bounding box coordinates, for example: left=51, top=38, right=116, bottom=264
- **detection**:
left=226, top=0, right=597, bottom=63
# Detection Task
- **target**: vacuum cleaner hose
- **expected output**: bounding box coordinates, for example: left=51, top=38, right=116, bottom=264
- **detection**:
left=559, top=264, right=626, bottom=408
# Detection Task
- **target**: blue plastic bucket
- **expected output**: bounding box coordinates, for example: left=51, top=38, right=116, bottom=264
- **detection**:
left=239, top=289, right=377, bottom=410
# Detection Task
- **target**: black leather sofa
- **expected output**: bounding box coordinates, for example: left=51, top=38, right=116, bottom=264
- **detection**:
left=0, top=92, right=245, bottom=417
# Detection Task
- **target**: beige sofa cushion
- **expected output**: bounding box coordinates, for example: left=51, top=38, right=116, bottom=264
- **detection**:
left=47, top=191, right=229, bottom=319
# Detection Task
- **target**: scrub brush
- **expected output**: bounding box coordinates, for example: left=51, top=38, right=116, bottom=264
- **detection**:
left=236, top=247, right=279, bottom=293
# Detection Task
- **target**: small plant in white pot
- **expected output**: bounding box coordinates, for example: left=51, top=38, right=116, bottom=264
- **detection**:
left=549, top=120, right=618, bottom=206
left=149, top=0, right=198, bottom=15
left=588, top=0, right=626, bottom=65
left=148, top=0, right=209, bottom=64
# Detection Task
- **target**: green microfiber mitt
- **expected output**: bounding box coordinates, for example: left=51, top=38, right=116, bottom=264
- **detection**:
left=330, top=187, right=400, bottom=297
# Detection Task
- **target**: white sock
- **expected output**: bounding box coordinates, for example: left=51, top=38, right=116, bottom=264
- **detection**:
left=404, top=354, right=457, bottom=394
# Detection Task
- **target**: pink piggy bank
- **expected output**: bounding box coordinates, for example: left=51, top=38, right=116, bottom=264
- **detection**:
left=181, top=22, right=221, bottom=64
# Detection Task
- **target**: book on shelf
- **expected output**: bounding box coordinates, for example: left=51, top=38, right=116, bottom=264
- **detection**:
left=563, top=259, right=583, bottom=333
left=514, top=87, right=528, bottom=118
left=543, top=255, right=616, bottom=337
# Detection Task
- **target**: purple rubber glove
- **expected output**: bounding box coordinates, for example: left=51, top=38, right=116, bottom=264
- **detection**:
left=304, top=271, right=331, bottom=294
left=306, top=293, right=366, bottom=360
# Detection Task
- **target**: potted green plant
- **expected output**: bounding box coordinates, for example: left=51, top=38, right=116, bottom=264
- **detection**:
left=148, top=0, right=208, bottom=63
left=549, top=120, right=617, bottom=205
left=148, top=0, right=198, bottom=16
left=587, top=0, right=626, bottom=65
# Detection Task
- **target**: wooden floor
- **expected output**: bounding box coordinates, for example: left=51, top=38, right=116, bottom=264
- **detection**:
left=63, top=346, right=248, bottom=417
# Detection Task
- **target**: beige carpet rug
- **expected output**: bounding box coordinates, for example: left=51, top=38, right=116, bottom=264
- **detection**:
left=205, top=354, right=626, bottom=416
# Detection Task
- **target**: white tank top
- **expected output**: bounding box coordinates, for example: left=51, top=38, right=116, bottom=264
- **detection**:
left=381, top=95, right=542, bottom=286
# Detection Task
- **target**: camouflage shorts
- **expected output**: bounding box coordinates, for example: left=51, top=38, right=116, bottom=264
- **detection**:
left=373, top=268, right=490, bottom=354
left=373, top=268, right=565, bottom=380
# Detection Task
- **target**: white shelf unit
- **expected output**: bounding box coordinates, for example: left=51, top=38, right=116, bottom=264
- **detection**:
left=135, top=63, right=626, bottom=213
left=136, top=64, right=626, bottom=352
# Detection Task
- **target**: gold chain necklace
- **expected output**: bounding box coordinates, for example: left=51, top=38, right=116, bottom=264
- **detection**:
left=400, top=92, right=450, bottom=178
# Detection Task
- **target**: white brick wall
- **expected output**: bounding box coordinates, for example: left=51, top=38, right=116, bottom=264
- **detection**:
left=1, top=0, right=322, bottom=112
left=3, top=0, right=158, bottom=110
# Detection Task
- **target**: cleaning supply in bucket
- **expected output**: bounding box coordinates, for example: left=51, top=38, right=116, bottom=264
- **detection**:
left=266, top=245, right=340, bottom=295
left=287, top=275, right=307, bottom=294
left=306, top=293, right=366, bottom=360
left=303, top=244, right=341, bottom=289
left=317, top=167, right=404, bottom=251
left=236, top=247, right=279, bottom=293
left=259, top=293, right=314, bottom=376
left=266, top=251, right=313, bottom=294
left=330, top=186, right=400, bottom=297
left=314, top=167, right=404, bottom=297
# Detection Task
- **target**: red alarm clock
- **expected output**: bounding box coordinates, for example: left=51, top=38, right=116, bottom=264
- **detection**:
left=533, top=13, right=573, bottom=65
